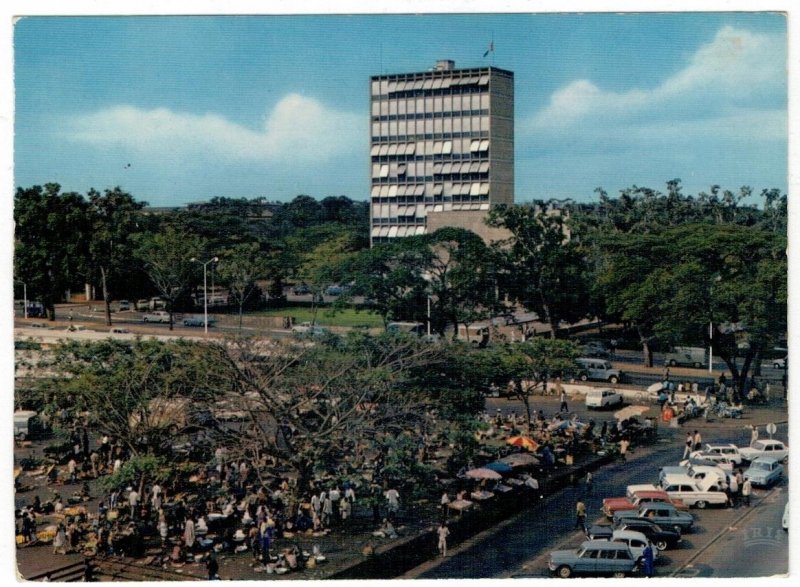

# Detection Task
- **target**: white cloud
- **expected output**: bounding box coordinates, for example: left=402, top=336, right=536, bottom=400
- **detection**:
left=528, top=26, right=785, bottom=132
left=65, top=94, right=363, bottom=163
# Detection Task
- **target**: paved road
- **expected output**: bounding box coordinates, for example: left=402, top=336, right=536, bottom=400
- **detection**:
left=408, top=407, right=788, bottom=579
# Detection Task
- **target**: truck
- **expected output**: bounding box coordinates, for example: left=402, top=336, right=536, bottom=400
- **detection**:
left=664, top=346, right=707, bottom=368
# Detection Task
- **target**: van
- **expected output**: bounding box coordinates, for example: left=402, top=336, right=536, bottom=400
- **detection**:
left=664, top=346, right=707, bottom=368
left=14, top=410, right=44, bottom=440
left=576, top=358, right=623, bottom=384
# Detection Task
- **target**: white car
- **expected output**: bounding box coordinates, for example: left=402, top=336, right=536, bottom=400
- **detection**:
left=291, top=321, right=328, bottom=336
left=739, top=439, right=789, bottom=463
left=585, top=388, right=624, bottom=409
left=662, top=464, right=728, bottom=486
left=690, top=443, right=743, bottom=465
left=680, top=455, right=735, bottom=472
left=601, top=529, right=658, bottom=563
left=660, top=474, right=728, bottom=509
left=142, top=311, right=171, bottom=323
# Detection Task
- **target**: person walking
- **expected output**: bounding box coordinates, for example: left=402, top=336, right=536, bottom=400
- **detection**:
left=386, top=487, right=400, bottom=521
left=728, top=473, right=739, bottom=508
left=559, top=390, right=569, bottom=413
left=683, top=432, right=693, bottom=459
left=585, top=471, right=593, bottom=494
left=642, top=543, right=655, bottom=578
left=692, top=430, right=702, bottom=452
left=750, top=426, right=759, bottom=445
left=206, top=553, right=219, bottom=580
left=619, top=438, right=629, bottom=461
left=742, top=478, right=752, bottom=507
left=53, top=524, right=67, bottom=555
left=575, top=500, right=587, bottom=531
left=437, top=522, right=450, bottom=557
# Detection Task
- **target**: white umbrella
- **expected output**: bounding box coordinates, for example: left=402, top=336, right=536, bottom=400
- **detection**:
left=614, top=405, right=651, bottom=420
left=465, top=467, right=503, bottom=480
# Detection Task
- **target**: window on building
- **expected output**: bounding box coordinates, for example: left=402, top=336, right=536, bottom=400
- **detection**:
left=380, top=165, right=390, bottom=178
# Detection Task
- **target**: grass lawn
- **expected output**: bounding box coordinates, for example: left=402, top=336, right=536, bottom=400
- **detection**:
left=254, top=306, right=385, bottom=328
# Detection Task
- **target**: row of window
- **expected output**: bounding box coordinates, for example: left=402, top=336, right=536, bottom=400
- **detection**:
left=370, top=182, right=491, bottom=198
left=372, top=131, right=490, bottom=144
left=372, top=109, right=489, bottom=122
left=371, top=74, right=490, bottom=96
left=372, top=160, right=490, bottom=181
left=370, top=139, right=489, bottom=158
left=372, top=93, right=489, bottom=116
left=372, top=115, right=489, bottom=137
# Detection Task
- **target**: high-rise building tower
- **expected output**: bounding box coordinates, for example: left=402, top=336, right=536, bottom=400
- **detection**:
left=369, top=60, right=514, bottom=244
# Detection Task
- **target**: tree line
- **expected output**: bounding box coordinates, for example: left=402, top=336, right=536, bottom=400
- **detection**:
left=14, top=179, right=787, bottom=394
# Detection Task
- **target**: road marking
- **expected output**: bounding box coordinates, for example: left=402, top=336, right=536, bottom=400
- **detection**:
left=669, top=485, right=780, bottom=577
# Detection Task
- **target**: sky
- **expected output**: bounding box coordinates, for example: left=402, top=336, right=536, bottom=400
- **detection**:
left=11, top=12, right=788, bottom=207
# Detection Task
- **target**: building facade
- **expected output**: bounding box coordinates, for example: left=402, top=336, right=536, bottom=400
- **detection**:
left=369, top=60, right=514, bottom=244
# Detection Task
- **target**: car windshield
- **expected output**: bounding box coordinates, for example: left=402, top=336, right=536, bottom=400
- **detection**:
left=752, top=441, right=767, bottom=450
left=752, top=461, right=771, bottom=471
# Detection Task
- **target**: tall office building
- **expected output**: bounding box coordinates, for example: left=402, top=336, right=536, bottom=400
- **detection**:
left=369, top=60, right=514, bottom=244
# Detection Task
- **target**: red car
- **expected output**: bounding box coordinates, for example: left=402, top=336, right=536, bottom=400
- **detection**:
left=602, top=490, right=689, bottom=517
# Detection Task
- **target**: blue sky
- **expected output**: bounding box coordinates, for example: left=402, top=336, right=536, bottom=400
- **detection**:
left=13, top=13, right=787, bottom=207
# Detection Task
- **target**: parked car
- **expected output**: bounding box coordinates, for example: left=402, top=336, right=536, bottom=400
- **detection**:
left=110, top=327, right=130, bottom=334
left=773, top=356, right=787, bottom=369
left=659, top=464, right=728, bottom=486
left=601, top=530, right=657, bottom=564
left=325, top=284, right=350, bottom=296
left=291, top=321, right=328, bottom=336
left=739, top=439, right=789, bottom=463
left=679, top=455, right=735, bottom=472
left=595, top=519, right=682, bottom=551
left=659, top=475, right=728, bottom=509
left=585, top=388, right=624, bottom=410
left=743, top=457, right=784, bottom=487
left=603, top=490, right=688, bottom=517
left=613, top=503, right=695, bottom=533
left=118, top=300, right=132, bottom=311
left=183, top=316, right=216, bottom=327
left=548, top=540, right=639, bottom=578
left=690, top=443, right=743, bottom=465
left=142, top=311, right=171, bottom=323
left=576, top=358, right=623, bottom=384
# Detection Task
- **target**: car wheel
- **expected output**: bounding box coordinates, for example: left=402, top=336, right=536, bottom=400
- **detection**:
left=669, top=359, right=677, bottom=367
left=612, top=571, right=626, bottom=579
left=693, top=362, right=702, bottom=369
left=609, top=376, right=619, bottom=384
left=774, top=362, right=780, bottom=369
left=695, top=500, right=708, bottom=509
left=556, top=565, right=572, bottom=578
left=142, top=317, right=149, bottom=323
left=655, top=540, right=668, bottom=551
left=674, top=526, right=683, bottom=534
left=580, top=374, right=588, bottom=382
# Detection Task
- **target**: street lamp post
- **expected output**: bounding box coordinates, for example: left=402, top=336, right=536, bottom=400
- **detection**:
left=191, top=256, right=218, bottom=334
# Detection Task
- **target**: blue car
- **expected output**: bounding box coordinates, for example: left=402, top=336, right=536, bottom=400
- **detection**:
left=744, top=457, right=784, bottom=487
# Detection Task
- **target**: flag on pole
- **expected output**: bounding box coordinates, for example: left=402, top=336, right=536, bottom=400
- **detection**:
left=483, top=41, right=494, bottom=58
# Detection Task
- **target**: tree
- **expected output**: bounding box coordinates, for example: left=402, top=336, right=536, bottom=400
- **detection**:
left=44, top=338, right=231, bottom=458
left=86, top=187, right=146, bottom=326
left=14, top=184, right=90, bottom=319
left=217, top=332, right=446, bottom=492
left=135, top=226, right=207, bottom=329
left=488, top=204, right=591, bottom=338
left=217, top=243, right=266, bottom=329
left=597, top=223, right=786, bottom=391
left=484, top=339, right=580, bottom=430
left=424, top=227, right=502, bottom=339
left=345, top=236, right=432, bottom=327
